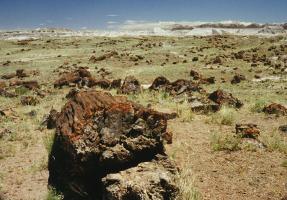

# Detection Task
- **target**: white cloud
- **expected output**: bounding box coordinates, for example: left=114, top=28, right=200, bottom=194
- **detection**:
left=107, top=21, right=118, bottom=24
left=107, top=14, right=119, bottom=17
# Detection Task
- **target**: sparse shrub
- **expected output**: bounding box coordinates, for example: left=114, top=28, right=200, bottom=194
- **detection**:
left=15, top=86, right=29, bottom=95
left=250, top=99, right=267, bottom=113
left=46, top=188, right=63, bottom=200
left=210, top=133, right=241, bottom=151
left=176, top=102, right=193, bottom=122
left=209, top=106, right=236, bottom=125
left=261, top=131, right=287, bottom=154
left=281, top=160, right=287, bottom=168
left=176, top=168, right=201, bottom=200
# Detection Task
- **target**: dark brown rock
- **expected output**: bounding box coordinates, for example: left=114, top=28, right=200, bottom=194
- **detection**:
left=0, top=88, right=17, bottom=98
left=54, top=68, right=92, bottom=88
left=190, top=69, right=201, bottom=80
left=119, top=76, right=141, bottom=94
left=110, top=79, right=121, bottom=89
left=231, top=74, right=246, bottom=84
left=10, top=80, right=39, bottom=90
left=149, top=76, right=170, bottom=91
left=21, top=96, right=39, bottom=106
left=235, top=123, right=260, bottom=139
left=279, top=125, right=287, bottom=133
left=48, top=90, right=174, bottom=199
left=263, top=103, right=287, bottom=116
left=208, top=90, right=243, bottom=108
left=46, top=109, right=59, bottom=129
left=16, top=69, right=28, bottom=78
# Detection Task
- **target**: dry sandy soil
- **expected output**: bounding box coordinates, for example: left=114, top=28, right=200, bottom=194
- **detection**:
left=0, top=34, right=287, bottom=200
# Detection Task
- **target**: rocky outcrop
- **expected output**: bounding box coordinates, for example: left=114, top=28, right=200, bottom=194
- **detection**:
left=102, top=155, right=178, bottom=200
left=208, top=90, right=243, bottom=108
left=48, top=90, right=178, bottom=200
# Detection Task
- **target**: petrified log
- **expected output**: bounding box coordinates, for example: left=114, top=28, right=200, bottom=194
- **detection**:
left=208, top=89, right=243, bottom=108
left=48, top=90, right=177, bottom=199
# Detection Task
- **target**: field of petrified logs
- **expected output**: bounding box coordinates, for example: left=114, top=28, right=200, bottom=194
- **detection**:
left=0, top=35, right=287, bottom=200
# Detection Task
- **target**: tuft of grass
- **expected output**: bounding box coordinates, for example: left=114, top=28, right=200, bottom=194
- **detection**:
left=15, top=86, right=30, bottom=95
left=176, top=168, right=201, bottom=200
left=210, top=133, right=241, bottom=152
left=46, top=188, right=63, bottom=200
left=176, top=102, right=194, bottom=122
left=261, top=131, right=287, bottom=155
left=43, top=132, right=55, bottom=156
left=250, top=99, right=267, bottom=113
left=209, top=106, right=236, bottom=126
left=281, top=160, right=287, bottom=168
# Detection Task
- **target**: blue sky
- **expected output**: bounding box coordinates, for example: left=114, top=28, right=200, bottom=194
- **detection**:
left=0, top=0, right=286, bottom=29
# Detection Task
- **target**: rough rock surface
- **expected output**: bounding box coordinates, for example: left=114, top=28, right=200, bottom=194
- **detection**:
left=149, top=77, right=202, bottom=96
left=20, top=96, right=39, bottom=106
left=119, top=76, right=141, bottom=94
left=208, top=89, right=243, bottom=108
left=235, top=123, right=260, bottom=139
left=10, top=80, right=39, bottom=90
left=231, top=74, right=246, bottom=84
left=54, top=68, right=92, bottom=88
left=149, top=76, right=170, bottom=91
left=48, top=90, right=178, bottom=199
left=0, top=89, right=17, bottom=98
left=102, top=155, right=178, bottom=200
left=263, top=103, right=287, bottom=116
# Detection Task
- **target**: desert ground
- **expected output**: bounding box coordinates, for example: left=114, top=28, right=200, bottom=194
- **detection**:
left=0, top=34, right=287, bottom=200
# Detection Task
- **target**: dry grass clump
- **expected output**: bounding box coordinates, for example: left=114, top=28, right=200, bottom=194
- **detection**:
left=208, top=106, right=236, bottom=126
left=46, top=188, right=63, bottom=200
left=176, top=168, right=201, bottom=200
left=210, top=132, right=241, bottom=151
left=261, top=131, right=287, bottom=155
left=128, top=90, right=193, bottom=122
left=249, top=99, right=267, bottom=113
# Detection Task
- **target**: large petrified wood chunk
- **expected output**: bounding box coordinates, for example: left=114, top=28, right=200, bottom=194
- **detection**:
left=102, top=155, right=179, bottom=200
left=48, top=90, right=177, bottom=199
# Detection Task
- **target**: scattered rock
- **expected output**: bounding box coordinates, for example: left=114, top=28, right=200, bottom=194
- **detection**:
left=119, top=76, right=141, bottom=94
left=208, top=90, right=243, bottom=108
left=231, top=74, right=246, bottom=84
left=102, top=155, right=179, bottom=200
left=279, top=125, right=287, bottom=133
left=0, top=88, right=17, bottom=98
left=149, top=76, right=170, bottom=91
left=235, top=123, right=260, bottom=139
left=10, top=80, right=40, bottom=90
left=54, top=68, right=92, bottom=88
left=21, top=96, right=39, bottom=106
left=190, top=69, right=201, bottom=80
left=263, top=103, right=287, bottom=116
left=48, top=90, right=175, bottom=199
left=89, top=51, right=118, bottom=62
left=110, top=79, right=121, bottom=89
left=46, top=109, right=60, bottom=129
